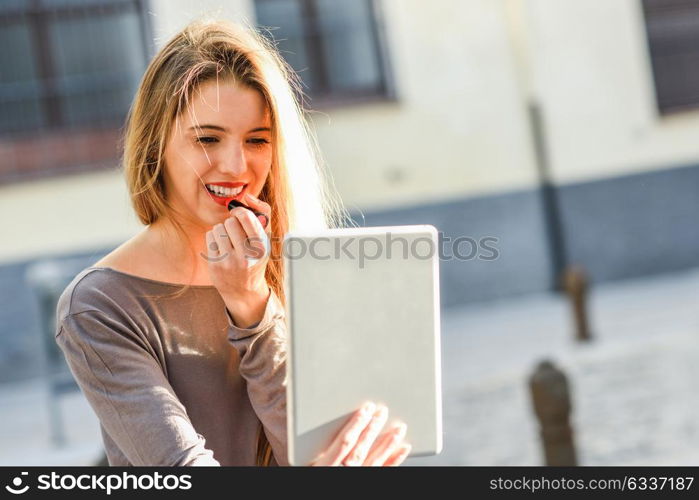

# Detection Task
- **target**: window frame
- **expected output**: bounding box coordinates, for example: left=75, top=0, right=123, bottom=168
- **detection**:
left=0, top=0, right=152, bottom=136
left=0, top=0, right=153, bottom=184
left=254, top=0, right=397, bottom=109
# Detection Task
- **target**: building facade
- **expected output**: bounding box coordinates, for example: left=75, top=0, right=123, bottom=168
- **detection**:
left=1, top=0, right=699, bottom=380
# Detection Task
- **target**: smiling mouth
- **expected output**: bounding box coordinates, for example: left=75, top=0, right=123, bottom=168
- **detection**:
left=204, top=184, right=247, bottom=206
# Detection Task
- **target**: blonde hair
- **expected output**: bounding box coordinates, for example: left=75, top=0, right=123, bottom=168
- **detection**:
left=121, top=18, right=351, bottom=465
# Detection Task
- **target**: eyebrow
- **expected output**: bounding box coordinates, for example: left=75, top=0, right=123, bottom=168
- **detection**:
left=188, top=125, right=271, bottom=133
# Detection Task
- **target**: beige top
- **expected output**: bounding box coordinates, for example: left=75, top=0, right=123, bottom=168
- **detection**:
left=54, top=266, right=288, bottom=466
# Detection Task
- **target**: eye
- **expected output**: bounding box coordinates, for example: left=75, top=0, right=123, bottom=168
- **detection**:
left=248, top=138, right=270, bottom=148
left=195, top=136, right=219, bottom=145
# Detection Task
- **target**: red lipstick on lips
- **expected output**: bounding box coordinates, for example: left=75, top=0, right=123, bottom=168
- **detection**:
left=205, top=182, right=246, bottom=205
left=205, top=182, right=268, bottom=229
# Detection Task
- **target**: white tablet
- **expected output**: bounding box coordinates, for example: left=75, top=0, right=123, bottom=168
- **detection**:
left=283, top=224, right=443, bottom=466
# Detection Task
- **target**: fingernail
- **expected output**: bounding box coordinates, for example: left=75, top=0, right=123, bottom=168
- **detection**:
left=393, top=422, right=407, bottom=438
left=362, top=402, right=376, bottom=415
left=374, top=405, right=388, bottom=419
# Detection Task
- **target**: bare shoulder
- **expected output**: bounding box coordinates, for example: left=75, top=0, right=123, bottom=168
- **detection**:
left=91, top=228, right=200, bottom=285
left=93, top=233, right=149, bottom=274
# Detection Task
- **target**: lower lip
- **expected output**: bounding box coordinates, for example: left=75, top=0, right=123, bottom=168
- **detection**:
left=204, top=185, right=246, bottom=207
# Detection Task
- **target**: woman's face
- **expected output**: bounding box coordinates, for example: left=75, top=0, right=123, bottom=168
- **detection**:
left=162, top=78, right=273, bottom=228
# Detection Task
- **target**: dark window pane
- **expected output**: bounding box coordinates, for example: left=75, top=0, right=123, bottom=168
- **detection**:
left=0, top=0, right=150, bottom=182
left=255, top=0, right=388, bottom=102
left=0, top=21, right=38, bottom=84
left=50, top=10, right=146, bottom=76
left=642, top=0, right=699, bottom=113
left=0, top=21, right=45, bottom=132
left=49, top=8, right=146, bottom=127
left=255, top=0, right=314, bottom=91
left=0, top=0, right=28, bottom=13
left=0, top=1, right=148, bottom=133
left=315, top=0, right=381, bottom=93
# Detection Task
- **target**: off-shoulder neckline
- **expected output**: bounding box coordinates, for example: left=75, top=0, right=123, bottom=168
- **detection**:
left=86, top=266, right=218, bottom=289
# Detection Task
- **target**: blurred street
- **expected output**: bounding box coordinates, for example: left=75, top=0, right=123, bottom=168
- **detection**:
left=3, top=266, right=697, bottom=466
left=407, top=266, right=699, bottom=466
left=0, top=379, right=103, bottom=466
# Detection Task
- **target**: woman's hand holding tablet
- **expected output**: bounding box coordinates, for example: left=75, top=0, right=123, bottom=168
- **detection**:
left=309, top=402, right=411, bottom=466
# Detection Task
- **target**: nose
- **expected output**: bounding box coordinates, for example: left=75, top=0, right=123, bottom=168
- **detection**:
left=219, top=142, right=248, bottom=177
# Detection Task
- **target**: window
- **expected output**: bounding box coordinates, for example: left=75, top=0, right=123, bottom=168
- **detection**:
left=0, top=0, right=150, bottom=183
left=254, top=0, right=394, bottom=107
left=642, top=0, right=699, bottom=114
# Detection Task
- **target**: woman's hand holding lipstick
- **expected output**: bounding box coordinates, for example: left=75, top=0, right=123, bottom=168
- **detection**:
left=205, top=192, right=273, bottom=328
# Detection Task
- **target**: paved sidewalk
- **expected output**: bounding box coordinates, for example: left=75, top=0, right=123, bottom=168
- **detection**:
left=0, top=378, right=103, bottom=466
left=405, top=267, right=699, bottom=466
left=1, top=267, right=698, bottom=466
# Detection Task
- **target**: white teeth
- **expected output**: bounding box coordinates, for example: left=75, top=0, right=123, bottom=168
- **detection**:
left=205, top=184, right=244, bottom=197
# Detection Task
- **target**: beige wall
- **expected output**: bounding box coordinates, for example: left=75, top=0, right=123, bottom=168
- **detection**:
left=0, top=170, right=140, bottom=264
left=524, top=0, right=699, bottom=184
left=4, top=0, right=699, bottom=264
left=310, top=0, right=538, bottom=211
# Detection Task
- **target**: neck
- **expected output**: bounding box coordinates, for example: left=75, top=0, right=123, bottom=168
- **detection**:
left=146, top=216, right=211, bottom=285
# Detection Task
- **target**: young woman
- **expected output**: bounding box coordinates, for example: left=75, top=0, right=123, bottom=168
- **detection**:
left=55, top=19, right=411, bottom=466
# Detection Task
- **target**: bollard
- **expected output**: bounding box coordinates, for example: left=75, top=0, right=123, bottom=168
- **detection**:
left=563, top=266, right=592, bottom=342
left=529, top=360, right=577, bottom=466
